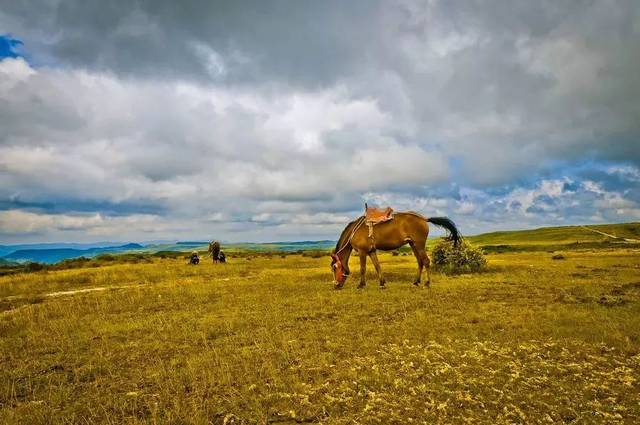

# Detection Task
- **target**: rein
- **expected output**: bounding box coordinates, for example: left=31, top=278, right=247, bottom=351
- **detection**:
left=334, top=216, right=366, bottom=256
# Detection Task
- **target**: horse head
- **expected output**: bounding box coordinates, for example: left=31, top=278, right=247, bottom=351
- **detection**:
left=330, top=253, right=348, bottom=288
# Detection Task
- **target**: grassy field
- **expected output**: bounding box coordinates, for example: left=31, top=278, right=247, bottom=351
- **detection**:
left=1, top=235, right=640, bottom=423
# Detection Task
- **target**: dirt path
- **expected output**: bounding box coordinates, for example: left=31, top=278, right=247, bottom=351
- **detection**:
left=1, top=277, right=238, bottom=317
left=0, top=285, right=141, bottom=317
left=3, top=284, right=139, bottom=302
left=580, top=225, right=640, bottom=242
left=45, top=286, right=129, bottom=297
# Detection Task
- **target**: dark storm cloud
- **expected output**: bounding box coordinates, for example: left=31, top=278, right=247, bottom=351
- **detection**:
left=0, top=197, right=166, bottom=216
left=1, top=0, right=377, bottom=85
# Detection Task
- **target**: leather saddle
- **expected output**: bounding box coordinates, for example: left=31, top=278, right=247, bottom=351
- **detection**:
left=364, top=203, right=394, bottom=237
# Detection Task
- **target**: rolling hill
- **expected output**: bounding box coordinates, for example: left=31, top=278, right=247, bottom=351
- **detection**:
left=0, top=258, right=18, bottom=267
left=3, top=243, right=144, bottom=264
left=467, top=222, right=640, bottom=245
left=462, top=222, right=640, bottom=253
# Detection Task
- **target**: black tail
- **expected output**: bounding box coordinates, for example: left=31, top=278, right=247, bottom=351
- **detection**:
left=427, top=217, right=461, bottom=246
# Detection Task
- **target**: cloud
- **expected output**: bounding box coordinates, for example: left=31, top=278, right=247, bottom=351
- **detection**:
left=0, top=57, right=450, bottom=241
left=0, top=209, right=162, bottom=237
left=1, top=1, right=639, bottom=242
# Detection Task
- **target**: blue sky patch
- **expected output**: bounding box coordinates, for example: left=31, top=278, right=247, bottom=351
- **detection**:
left=0, top=34, right=24, bottom=59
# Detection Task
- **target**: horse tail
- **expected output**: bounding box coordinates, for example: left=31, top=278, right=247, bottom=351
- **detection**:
left=427, top=217, right=461, bottom=246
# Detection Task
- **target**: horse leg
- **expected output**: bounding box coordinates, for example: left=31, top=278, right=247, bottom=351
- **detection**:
left=368, top=251, right=386, bottom=288
left=358, top=253, right=367, bottom=289
left=409, top=242, right=424, bottom=286
left=423, top=250, right=431, bottom=287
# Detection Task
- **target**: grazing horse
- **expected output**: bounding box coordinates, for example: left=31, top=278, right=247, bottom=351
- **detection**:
left=208, top=241, right=221, bottom=263
left=189, top=251, right=200, bottom=265
left=330, top=212, right=460, bottom=289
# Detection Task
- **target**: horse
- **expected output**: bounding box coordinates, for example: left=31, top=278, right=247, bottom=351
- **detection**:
left=330, top=212, right=460, bottom=289
left=208, top=241, right=221, bottom=263
left=189, top=251, right=200, bottom=265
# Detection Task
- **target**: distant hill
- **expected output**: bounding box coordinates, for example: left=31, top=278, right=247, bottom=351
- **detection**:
left=463, top=222, right=640, bottom=253
left=467, top=223, right=640, bottom=245
left=224, top=240, right=335, bottom=252
left=3, top=243, right=144, bottom=264
left=0, top=258, right=18, bottom=267
left=0, top=242, right=143, bottom=257
left=118, top=243, right=145, bottom=249
left=138, top=240, right=335, bottom=254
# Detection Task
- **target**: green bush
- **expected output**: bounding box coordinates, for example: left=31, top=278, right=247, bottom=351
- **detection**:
left=24, top=262, right=47, bottom=272
left=153, top=251, right=183, bottom=259
left=432, top=239, right=487, bottom=274
left=301, top=250, right=328, bottom=259
left=95, top=253, right=116, bottom=261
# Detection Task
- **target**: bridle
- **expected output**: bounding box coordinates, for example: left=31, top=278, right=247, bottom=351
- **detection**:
left=332, top=216, right=367, bottom=281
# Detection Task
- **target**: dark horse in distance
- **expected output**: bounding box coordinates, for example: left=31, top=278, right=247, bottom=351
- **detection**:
left=208, top=241, right=221, bottom=263
left=330, top=211, right=460, bottom=289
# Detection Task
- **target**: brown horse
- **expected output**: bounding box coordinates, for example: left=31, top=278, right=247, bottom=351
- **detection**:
left=330, top=212, right=460, bottom=289
left=208, top=241, right=221, bottom=263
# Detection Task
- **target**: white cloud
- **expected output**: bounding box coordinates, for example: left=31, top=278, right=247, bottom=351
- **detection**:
left=0, top=210, right=162, bottom=237
left=0, top=57, right=450, bottom=242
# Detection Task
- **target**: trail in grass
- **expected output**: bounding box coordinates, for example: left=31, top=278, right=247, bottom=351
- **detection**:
left=580, top=225, right=640, bottom=242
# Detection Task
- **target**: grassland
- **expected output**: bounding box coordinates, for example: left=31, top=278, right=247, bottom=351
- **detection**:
left=468, top=222, right=640, bottom=244
left=1, top=231, right=640, bottom=423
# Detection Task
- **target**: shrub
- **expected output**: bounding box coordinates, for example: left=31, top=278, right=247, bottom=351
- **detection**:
left=53, top=257, right=91, bottom=270
left=118, top=253, right=150, bottom=264
left=432, top=239, right=487, bottom=274
left=95, top=254, right=116, bottom=262
left=301, top=250, right=327, bottom=259
left=153, top=251, right=183, bottom=259
left=25, top=262, right=47, bottom=272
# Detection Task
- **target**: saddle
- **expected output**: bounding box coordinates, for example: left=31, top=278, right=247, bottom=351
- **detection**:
left=364, top=203, right=394, bottom=237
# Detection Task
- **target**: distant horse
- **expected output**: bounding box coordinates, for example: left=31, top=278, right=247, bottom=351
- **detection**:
left=189, top=251, right=200, bottom=265
left=208, top=241, right=221, bottom=263
left=330, top=212, right=460, bottom=289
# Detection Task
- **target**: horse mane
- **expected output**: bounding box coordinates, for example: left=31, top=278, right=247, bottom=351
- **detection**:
left=334, top=216, right=364, bottom=254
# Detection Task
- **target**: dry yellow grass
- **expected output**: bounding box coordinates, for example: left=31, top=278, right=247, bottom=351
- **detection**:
left=1, top=247, right=640, bottom=423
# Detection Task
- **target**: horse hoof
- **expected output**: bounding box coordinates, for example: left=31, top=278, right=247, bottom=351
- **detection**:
left=379, top=284, right=386, bottom=289
left=413, top=281, right=420, bottom=286
left=357, top=284, right=365, bottom=289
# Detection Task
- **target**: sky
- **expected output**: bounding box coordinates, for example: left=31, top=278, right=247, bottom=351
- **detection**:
left=0, top=0, right=639, bottom=244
